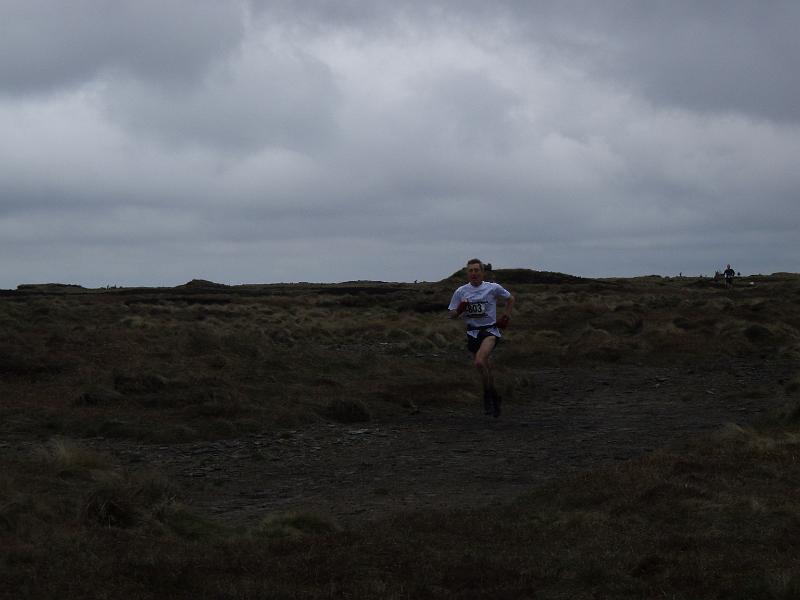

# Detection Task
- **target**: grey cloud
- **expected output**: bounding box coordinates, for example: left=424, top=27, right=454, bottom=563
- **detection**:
left=100, top=45, right=340, bottom=154
left=253, top=0, right=800, bottom=122
left=500, top=1, right=800, bottom=122
left=0, top=0, right=245, bottom=96
left=600, top=4, right=800, bottom=122
left=410, top=68, right=525, bottom=153
left=247, top=0, right=461, bottom=33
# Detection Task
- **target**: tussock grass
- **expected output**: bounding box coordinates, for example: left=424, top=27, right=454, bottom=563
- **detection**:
left=0, top=334, right=66, bottom=377
left=82, top=469, right=176, bottom=528
left=2, top=439, right=181, bottom=542
left=321, top=397, right=371, bottom=423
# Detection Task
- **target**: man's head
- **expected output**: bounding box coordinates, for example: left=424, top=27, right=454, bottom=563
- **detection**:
left=466, top=258, right=484, bottom=286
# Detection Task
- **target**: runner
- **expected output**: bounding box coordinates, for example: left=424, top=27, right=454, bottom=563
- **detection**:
left=448, top=259, right=514, bottom=417
left=723, top=264, right=736, bottom=288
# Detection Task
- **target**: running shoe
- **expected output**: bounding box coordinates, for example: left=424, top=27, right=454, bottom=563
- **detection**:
left=483, top=390, right=493, bottom=415
left=491, top=389, right=502, bottom=418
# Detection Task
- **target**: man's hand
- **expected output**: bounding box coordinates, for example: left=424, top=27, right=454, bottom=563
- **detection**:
left=497, top=315, right=510, bottom=330
left=456, top=300, right=468, bottom=315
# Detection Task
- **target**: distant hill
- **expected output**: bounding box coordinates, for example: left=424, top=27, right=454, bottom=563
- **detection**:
left=16, top=283, right=86, bottom=293
left=176, top=279, right=230, bottom=290
left=442, top=268, right=584, bottom=285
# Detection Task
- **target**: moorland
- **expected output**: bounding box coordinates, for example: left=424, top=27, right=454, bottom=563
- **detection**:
left=2, top=269, right=800, bottom=599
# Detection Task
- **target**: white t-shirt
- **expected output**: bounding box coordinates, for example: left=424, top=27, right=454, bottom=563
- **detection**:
left=448, top=281, right=512, bottom=338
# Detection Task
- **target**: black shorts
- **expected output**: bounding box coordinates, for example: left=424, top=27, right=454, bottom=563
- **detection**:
left=467, top=330, right=501, bottom=354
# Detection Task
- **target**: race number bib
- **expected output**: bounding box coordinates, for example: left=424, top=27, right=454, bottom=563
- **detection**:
left=466, top=302, right=487, bottom=318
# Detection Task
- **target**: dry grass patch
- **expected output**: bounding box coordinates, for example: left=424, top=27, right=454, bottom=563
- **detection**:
left=256, top=511, right=339, bottom=539
left=34, top=437, right=112, bottom=473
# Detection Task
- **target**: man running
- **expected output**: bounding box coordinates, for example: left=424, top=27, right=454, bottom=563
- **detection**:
left=723, top=264, right=736, bottom=288
left=448, top=259, right=514, bottom=417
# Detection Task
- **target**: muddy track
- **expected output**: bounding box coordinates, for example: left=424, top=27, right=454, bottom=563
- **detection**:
left=60, top=358, right=791, bottom=529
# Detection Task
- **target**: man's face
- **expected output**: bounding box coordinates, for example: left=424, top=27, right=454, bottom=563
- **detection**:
left=467, top=262, right=484, bottom=286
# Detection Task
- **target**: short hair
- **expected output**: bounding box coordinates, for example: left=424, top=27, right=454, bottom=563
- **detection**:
left=467, top=258, right=483, bottom=270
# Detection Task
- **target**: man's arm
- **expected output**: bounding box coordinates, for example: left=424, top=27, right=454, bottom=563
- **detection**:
left=503, top=294, right=515, bottom=317
left=449, top=300, right=468, bottom=320
left=497, top=294, right=514, bottom=329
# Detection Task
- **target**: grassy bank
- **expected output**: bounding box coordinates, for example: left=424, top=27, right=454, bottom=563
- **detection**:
left=2, top=271, right=800, bottom=598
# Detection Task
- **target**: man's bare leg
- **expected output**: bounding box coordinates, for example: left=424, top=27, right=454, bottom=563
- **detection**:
left=474, top=336, right=500, bottom=416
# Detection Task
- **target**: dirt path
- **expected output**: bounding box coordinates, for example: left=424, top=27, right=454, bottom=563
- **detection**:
left=72, top=358, right=793, bottom=528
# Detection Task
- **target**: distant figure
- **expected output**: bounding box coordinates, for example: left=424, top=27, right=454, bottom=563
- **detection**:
left=723, top=264, right=736, bottom=288
left=448, top=259, right=514, bottom=418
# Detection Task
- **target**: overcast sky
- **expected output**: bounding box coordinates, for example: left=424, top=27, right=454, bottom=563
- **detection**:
left=1, top=1, right=798, bottom=288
